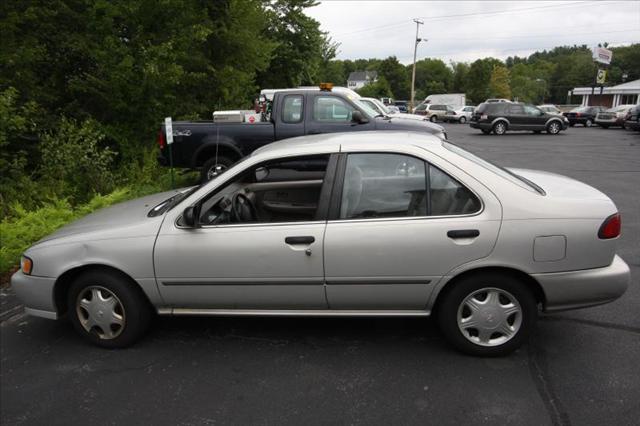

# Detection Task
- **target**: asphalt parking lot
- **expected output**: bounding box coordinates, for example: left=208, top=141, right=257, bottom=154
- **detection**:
left=1, top=125, right=639, bottom=426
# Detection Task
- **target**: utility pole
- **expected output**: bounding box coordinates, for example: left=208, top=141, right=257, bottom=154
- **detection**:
left=410, top=18, right=424, bottom=113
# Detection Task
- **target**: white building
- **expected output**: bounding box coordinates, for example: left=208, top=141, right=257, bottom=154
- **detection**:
left=571, top=79, right=640, bottom=108
left=347, top=71, right=378, bottom=90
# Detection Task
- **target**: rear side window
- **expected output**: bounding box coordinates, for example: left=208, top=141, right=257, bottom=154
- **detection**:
left=508, top=104, right=524, bottom=114
left=282, top=95, right=303, bottom=123
left=338, top=153, right=480, bottom=220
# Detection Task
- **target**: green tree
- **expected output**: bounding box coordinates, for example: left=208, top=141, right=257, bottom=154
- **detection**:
left=378, top=56, right=410, bottom=99
left=413, top=58, right=453, bottom=100
left=257, top=0, right=326, bottom=88
left=356, top=77, right=393, bottom=99
left=466, top=58, right=503, bottom=104
left=489, top=65, right=512, bottom=99
left=451, top=62, right=470, bottom=93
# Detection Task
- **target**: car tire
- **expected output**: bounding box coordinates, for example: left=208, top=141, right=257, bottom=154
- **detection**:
left=459, top=116, right=467, bottom=124
left=546, top=121, right=561, bottom=135
left=430, top=115, right=438, bottom=123
left=68, top=269, right=152, bottom=348
left=585, top=119, right=593, bottom=127
left=436, top=273, right=537, bottom=356
left=201, top=155, right=234, bottom=183
left=492, top=121, right=507, bottom=135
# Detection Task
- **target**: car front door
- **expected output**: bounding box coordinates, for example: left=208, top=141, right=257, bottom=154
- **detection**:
left=305, top=94, right=375, bottom=135
left=323, top=151, right=501, bottom=310
left=523, top=105, right=546, bottom=130
left=153, top=154, right=338, bottom=311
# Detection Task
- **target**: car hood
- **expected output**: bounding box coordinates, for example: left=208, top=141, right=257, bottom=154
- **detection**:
left=37, top=189, right=184, bottom=244
left=375, top=115, right=445, bottom=135
left=507, top=168, right=610, bottom=200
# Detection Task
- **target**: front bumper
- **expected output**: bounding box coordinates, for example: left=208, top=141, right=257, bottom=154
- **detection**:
left=534, top=255, right=630, bottom=312
left=624, top=120, right=640, bottom=130
left=11, top=271, right=58, bottom=320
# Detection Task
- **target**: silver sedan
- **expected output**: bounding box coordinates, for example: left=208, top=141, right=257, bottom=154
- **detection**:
left=12, top=132, right=630, bottom=356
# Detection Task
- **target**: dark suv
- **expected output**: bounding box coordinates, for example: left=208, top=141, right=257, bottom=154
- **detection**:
left=470, top=102, right=568, bottom=135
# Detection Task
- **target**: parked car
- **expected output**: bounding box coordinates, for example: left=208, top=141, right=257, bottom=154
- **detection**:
left=394, top=100, right=409, bottom=113
left=563, top=106, right=605, bottom=127
left=595, top=105, right=636, bottom=128
left=157, top=86, right=446, bottom=182
left=537, top=104, right=563, bottom=116
left=624, top=105, right=640, bottom=131
left=413, top=103, right=452, bottom=122
left=12, top=131, right=629, bottom=356
left=443, top=106, right=475, bottom=124
left=380, top=97, right=394, bottom=106
left=485, top=98, right=512, bottom=103
left=470, top=102, right=569, bottom=135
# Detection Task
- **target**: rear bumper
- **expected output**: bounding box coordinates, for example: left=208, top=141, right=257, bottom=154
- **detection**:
left=11, top=271, right=58, bottom=320
left=469, top=121, right=492, bottom=130
left=534, top=255, right=630, bottom=312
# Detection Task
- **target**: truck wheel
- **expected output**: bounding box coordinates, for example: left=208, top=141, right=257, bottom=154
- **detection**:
left=201, top=156, right=235, bottom=182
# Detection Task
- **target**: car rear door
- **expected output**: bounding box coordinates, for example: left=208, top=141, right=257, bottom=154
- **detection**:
left=323, top=150, right=502, bottom=311
left=506, top=104, right=525, bottom=129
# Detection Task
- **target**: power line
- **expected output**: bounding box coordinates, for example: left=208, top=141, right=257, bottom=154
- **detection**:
left=332, top=1, right=620, bottom=38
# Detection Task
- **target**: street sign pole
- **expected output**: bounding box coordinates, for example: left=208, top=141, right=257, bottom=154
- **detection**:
left=165, top=117, right=175, bottom=189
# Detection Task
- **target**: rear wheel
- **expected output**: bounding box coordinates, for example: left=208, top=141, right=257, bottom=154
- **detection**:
left=492, top=121, right=507, bottom=135
left=546, top=121, right=561, bottom=134
left=201, top=155, right=235, bottom=183
left=436, top=273, right=537, bottom=356
left=68, top=270, right=152, bottom=348
left=430, top=115, right=438, bottom=123
left=585, top=119, right=593, bottom=127
left=459, top=116, right=467, bottom=124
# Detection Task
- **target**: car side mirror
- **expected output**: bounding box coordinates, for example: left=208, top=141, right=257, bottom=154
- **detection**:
left=182, top=206, right=199, bottom=228
left=352, top=110, right=369, bottom=124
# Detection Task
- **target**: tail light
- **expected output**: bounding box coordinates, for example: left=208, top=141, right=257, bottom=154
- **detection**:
left=598, top=213, right=621, bottom=239
left=481, top=114, right=488, bottom=120
left=576, top=113, right=582, bottom=117
left=157, top=130, right=166, bottom=149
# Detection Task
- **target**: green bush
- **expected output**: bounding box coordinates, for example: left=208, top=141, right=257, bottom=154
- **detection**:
left=40, top=118, right=116, bottom=204
left=1, top=188, right=134, bottom=273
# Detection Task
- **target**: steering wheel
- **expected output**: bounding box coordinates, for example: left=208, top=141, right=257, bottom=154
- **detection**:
left=231, top=193, right=258, bottom=223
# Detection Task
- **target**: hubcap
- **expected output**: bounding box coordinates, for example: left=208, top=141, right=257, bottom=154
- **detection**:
left=550, top=123, right=559, bottom=133
left=457, top=287, right=522, bottom=347
left=76, top=286, right=125, bottom=340
left=206, top=164, right=227, bottom=180
left=495, top=123, right=505, bottom=134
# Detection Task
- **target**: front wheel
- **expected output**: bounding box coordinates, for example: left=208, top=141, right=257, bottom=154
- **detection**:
left=201, top=155, right=235, bottom=183
left=430, top=115, right=438, bottom=123
left=459, top=116, right=467, bottom=124
left=68, top=270, right=152, bottom=348
left=585, top=119, right=593, bottom=127
left=436, top=273, right=537, bottom=356
left=546, top=121, right=561, bottom=134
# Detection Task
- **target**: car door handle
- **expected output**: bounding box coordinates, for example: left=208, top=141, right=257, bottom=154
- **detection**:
left=285, top=236, right=315, bottom=245
left=447, top=229, right=480, bottom=239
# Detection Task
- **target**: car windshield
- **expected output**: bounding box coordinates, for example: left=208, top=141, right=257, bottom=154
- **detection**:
left=351, top=97, right=381, bottom=118
left=415, top=103, right=427, bottom=111
left=442, top=141, right=545, bottom=195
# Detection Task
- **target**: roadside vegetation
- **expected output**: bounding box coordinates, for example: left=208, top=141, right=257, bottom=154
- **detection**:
left=1, top=0, right=639, bottom=274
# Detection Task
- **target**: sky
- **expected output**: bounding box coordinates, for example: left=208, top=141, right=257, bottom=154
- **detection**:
left=305, top=0, right=640, bottom=64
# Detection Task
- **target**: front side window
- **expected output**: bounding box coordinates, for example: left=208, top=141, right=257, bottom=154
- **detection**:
left=338, top=153, right=480, bottom=220
left=282, top=95, right=303, bottom=123
left=313, top=96, right=354, bottom=122
left=194, top=154, right=330, bottom=226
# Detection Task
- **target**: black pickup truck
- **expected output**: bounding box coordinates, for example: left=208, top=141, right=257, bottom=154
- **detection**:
left=158, top=87, right=447, bottom=181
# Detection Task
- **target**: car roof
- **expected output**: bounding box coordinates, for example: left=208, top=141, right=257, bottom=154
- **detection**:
left=251, top=131, right=444, bottom=159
